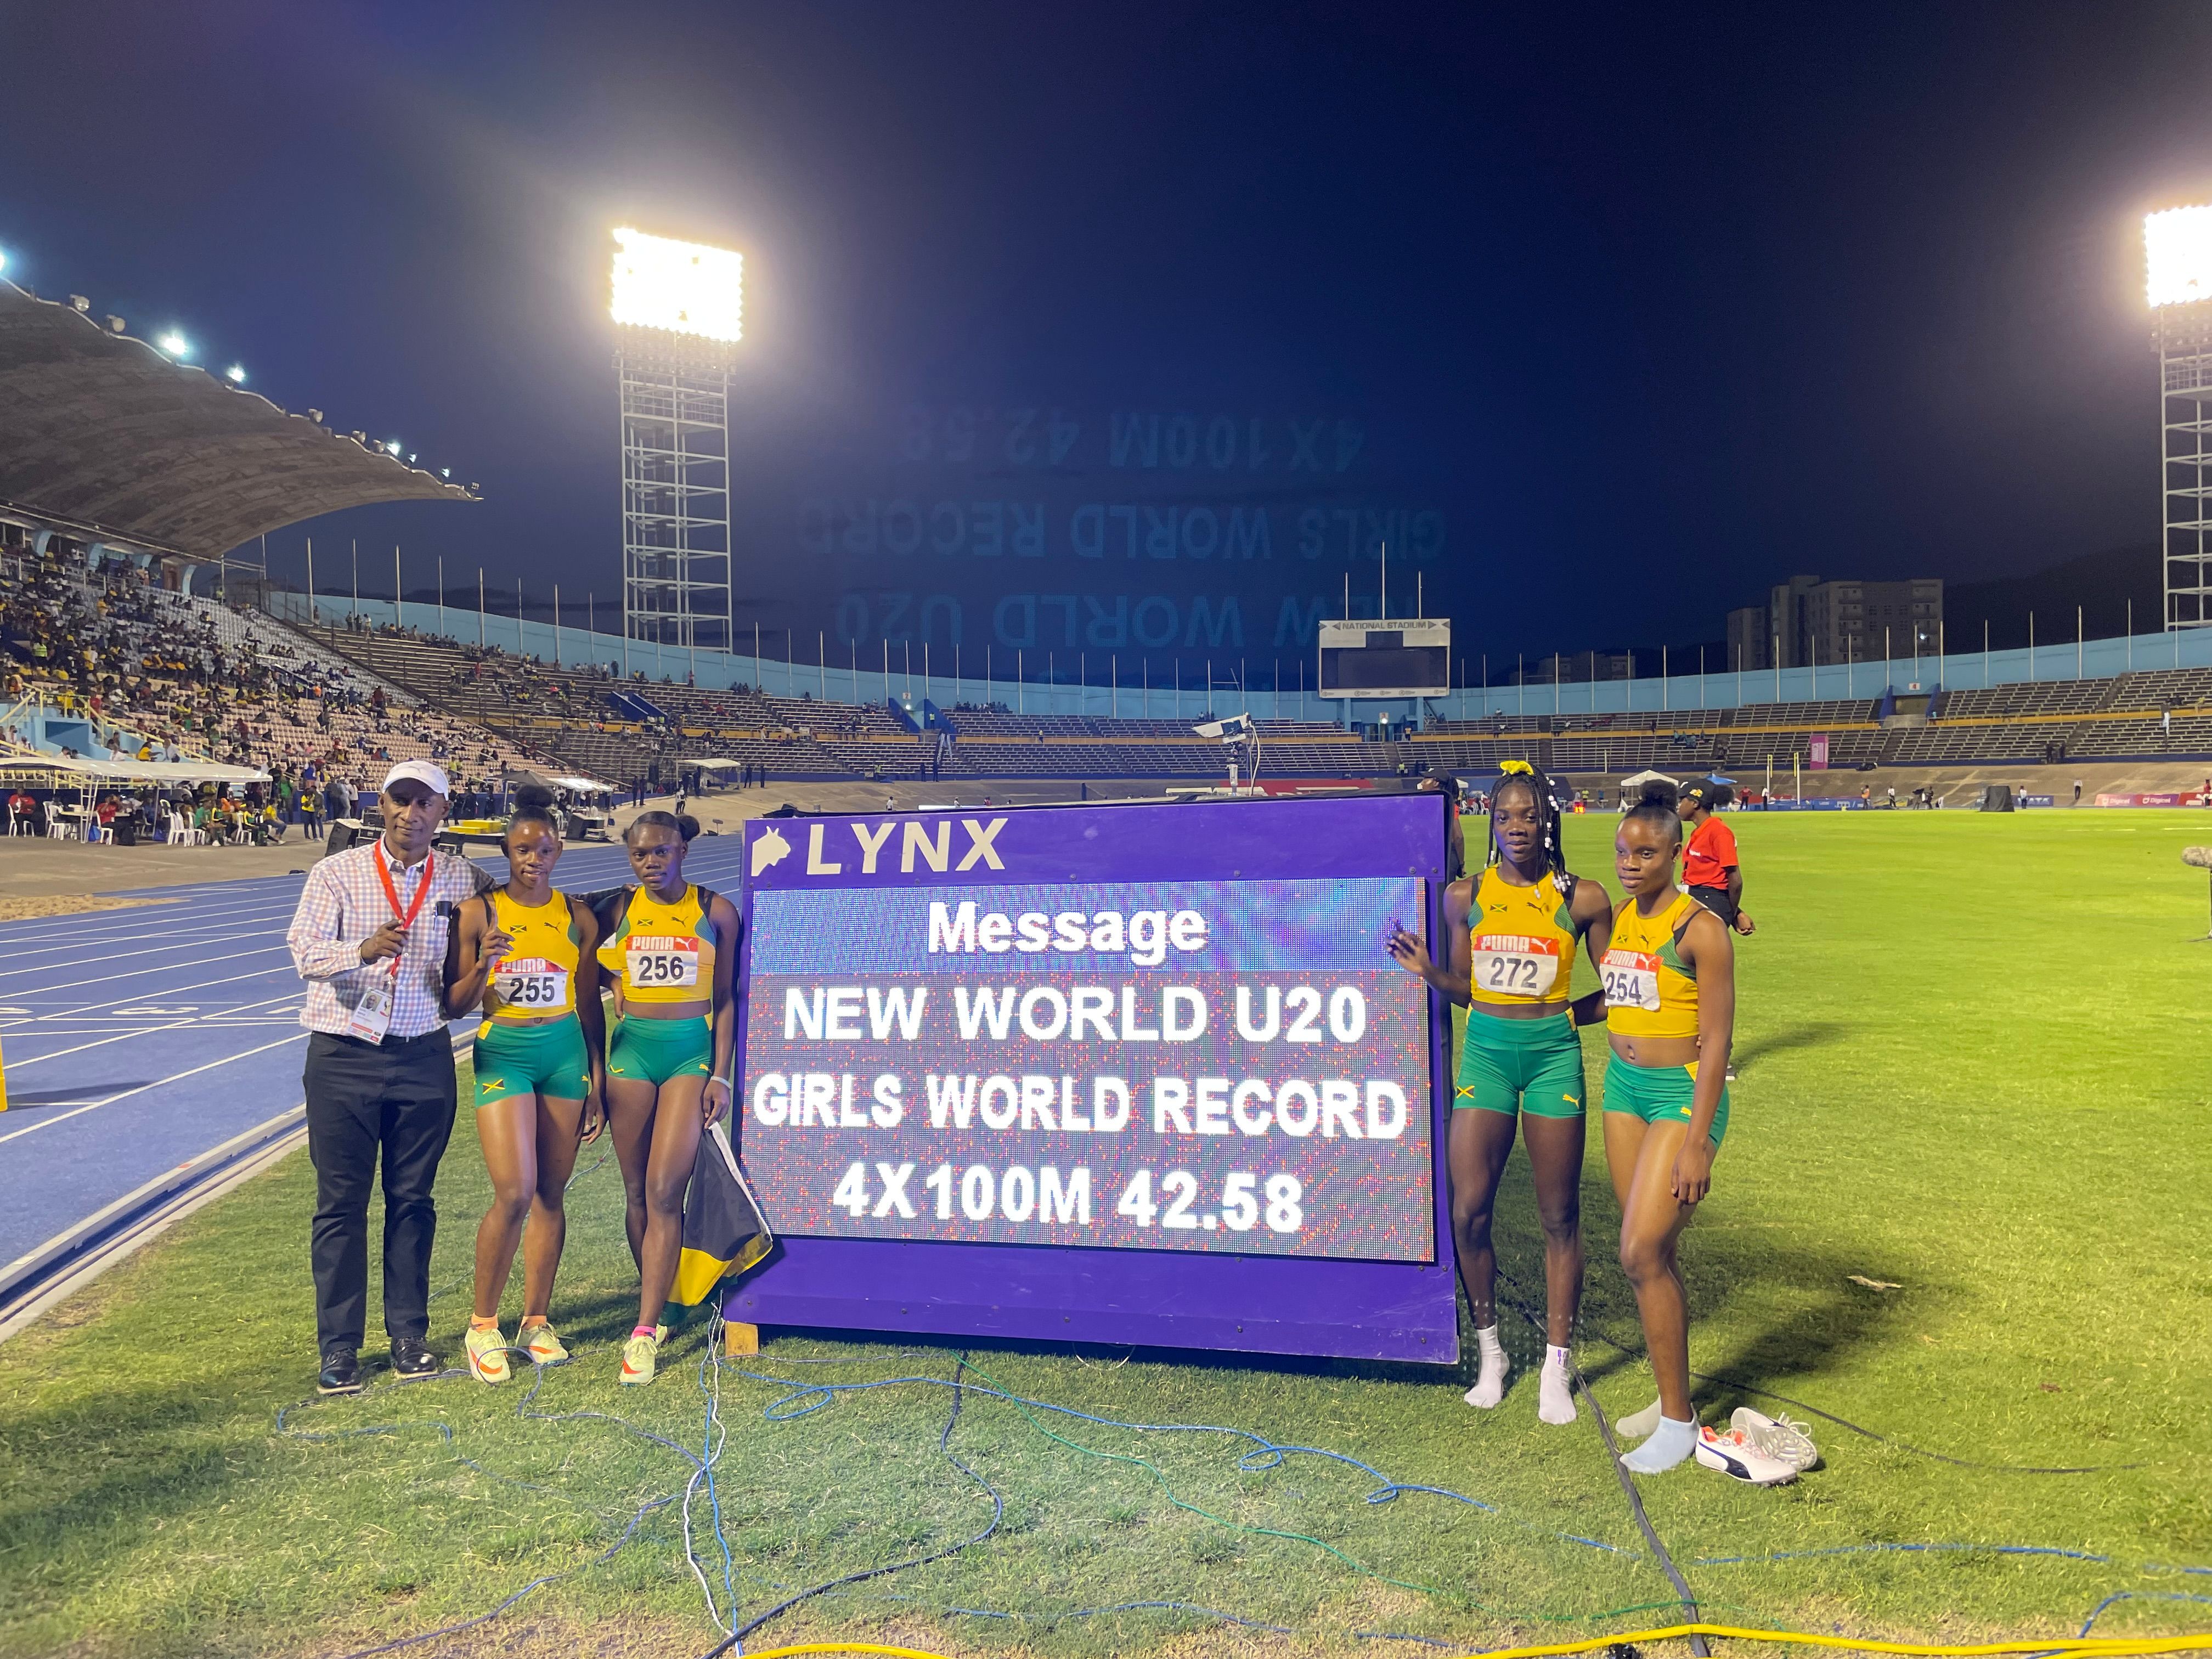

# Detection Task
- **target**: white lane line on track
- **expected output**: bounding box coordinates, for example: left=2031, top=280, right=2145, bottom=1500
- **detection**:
left=0, top=903, right=302, bottom=951
left=0, top=994, right=306, bottom=1069
left=0, top=963, right=297, bottom=1027
left=0, top=1031, right=309, bottom=1144
left=0, top=924, right=295, bottom=981
left=0, top=946, right=294, bottom=1003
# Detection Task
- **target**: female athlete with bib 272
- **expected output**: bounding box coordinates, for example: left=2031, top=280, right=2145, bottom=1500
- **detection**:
left=1389, top=763, right=1613, bottom=1425
left=443, top=800, right=607, bottom=1384
left=1599, top=797, right=1736, bottom=1474
left=595, top=812, right=740, bottom=1386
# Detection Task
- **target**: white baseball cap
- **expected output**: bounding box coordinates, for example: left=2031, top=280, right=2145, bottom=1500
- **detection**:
left=380, top=759, right=450, bottom=798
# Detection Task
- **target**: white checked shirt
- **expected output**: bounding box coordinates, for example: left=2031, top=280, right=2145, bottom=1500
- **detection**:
left=286, top=840, right=485, bottom=1039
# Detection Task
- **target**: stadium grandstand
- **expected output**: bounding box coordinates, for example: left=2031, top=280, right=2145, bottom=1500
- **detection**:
left=240, top=601, right=2212, bottom=802
left=0, top=272, right=557, bottom=839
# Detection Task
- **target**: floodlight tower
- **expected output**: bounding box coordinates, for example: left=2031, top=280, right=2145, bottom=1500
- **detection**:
left=2149, top=206, right=2212, bottom=629
left=611, top=227, right=743, bottom=656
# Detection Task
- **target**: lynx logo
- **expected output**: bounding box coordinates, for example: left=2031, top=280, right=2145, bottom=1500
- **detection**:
left=777, top=816, right=1010, bottom=880
left=751, top=826, right=792, bottom=876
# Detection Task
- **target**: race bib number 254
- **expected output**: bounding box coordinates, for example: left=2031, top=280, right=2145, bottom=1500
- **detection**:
left=1600, top=949, right=1661, bottom=1012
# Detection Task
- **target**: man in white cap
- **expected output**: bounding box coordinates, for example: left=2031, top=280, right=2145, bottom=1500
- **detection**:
left=285, top=759, right=486, bottom=1394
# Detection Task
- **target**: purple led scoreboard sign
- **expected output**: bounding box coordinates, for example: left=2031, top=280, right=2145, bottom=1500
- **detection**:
left=727, top=794, right=1459, bottom=1363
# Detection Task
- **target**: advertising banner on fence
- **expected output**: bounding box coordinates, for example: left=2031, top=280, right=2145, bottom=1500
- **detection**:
left=1809, top=733, right=1829, bottom=769
left=728, top=794, right=1459, bottom=1361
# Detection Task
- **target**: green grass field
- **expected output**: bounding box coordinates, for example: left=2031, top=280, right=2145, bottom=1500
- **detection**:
left=4, top=809, right=2210, bottom=1659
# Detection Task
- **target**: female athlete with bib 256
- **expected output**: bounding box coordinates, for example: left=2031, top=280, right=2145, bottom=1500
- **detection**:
left=1389, top=763, right=1613, bottom=1425
left=595, top=812, right=740, bottom=1386
left=1599, top=797, right=1736, bottom=1474
left=443, top=801, right=607, bottom=1384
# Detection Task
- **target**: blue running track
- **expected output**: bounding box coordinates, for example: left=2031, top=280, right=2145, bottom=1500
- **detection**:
left=0, top=832, right=754, bottom=1286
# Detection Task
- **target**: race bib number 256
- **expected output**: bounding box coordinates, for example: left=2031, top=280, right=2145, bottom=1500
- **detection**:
left=627, top=935, right=701, bottom=988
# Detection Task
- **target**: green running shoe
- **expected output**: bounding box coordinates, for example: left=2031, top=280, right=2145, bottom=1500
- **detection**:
left=619, top=1330, right=659, bottom=1387
left=465, top=1324, right=510, bottom=1385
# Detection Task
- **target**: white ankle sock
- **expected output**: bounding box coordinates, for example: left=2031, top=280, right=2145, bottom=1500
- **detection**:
left=1538, top=1344, right=1577, bottom=1424
left=1464, top=1323, right=1508, bottom=1408
left=1615, top=1396, right=1664, bottom=1438
left=1620, top=1414, right=1698, bottom=1474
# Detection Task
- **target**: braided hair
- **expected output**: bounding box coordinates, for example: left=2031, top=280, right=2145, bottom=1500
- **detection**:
left=1487, top=760, right=1571, bottom=884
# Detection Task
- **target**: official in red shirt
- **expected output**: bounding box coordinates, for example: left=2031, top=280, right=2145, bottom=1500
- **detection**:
left=1679, top=781, right=1755, bottom=935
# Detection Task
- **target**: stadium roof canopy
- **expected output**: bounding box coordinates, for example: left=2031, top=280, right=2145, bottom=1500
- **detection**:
left=0, top=279, right=475, bottom=562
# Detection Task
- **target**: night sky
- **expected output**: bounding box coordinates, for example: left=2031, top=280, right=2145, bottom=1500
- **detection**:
left=5, top=2, right=2209, bottom=673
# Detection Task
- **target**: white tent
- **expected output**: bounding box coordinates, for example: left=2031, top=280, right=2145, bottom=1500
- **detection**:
left=0, top=754, right=270, bottom=785
left=1618, top=769, right=1680, bottom=791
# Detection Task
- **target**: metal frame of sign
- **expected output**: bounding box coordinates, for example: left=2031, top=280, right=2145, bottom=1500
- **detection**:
left=726, top=792, right=1459, bottom=1363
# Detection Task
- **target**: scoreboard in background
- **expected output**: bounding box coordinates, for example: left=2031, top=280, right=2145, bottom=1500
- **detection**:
left=730, top=794, right=1459, bottom=1362
left=1317, top=617, right=1451, bottom=699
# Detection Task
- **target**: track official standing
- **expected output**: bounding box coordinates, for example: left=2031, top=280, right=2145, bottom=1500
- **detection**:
left=1679, top=781, right=1755, bottom=936
left=286, top=760, right=483, bottom=1394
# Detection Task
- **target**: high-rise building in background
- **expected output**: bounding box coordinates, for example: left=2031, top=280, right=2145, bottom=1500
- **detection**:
left=1724, top=575, right=1943, bottom=672
left=1725, top=605, right=1769, bottom=671
left=1802, top=578, right=1943, bottom=665
left=1512, top=648, right=1635, bottom=685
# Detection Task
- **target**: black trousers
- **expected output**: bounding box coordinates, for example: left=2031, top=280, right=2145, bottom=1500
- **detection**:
left=303, top=1028, right=458, bottom=1355
left=1688, top=883, right=1739, bottom=927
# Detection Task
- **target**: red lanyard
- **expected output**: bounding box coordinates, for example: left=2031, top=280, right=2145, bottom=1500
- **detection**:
left=375, top=849, right=434, bottom=953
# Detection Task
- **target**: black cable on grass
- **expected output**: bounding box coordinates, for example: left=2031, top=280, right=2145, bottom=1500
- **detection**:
left=698, top=1348, right=1004, bottom=1659
left=1488, top=1282, right=1708, bottom=1657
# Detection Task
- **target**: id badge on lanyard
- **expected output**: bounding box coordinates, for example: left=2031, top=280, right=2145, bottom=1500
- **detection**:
left=347, top=852, right=434, bottom=1043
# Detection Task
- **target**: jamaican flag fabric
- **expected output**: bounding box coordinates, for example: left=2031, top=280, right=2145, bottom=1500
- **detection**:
left=672, top=1118, right=773, bottom=1306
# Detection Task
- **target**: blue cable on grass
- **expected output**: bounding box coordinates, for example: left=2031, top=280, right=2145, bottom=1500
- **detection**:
left=730, top=1359, right=1640, bottom=1556
left=2078, top=1590, right=2212, bottom=1637
left=699, top=1347, right=1004, bottom=1659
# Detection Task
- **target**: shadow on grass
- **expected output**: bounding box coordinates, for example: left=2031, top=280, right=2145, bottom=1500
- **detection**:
left=1730, top=1020, right=1849, bottom=1073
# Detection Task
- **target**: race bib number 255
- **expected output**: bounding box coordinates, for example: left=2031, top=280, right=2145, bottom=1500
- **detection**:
left=493, top=956, right=569, bottom=1008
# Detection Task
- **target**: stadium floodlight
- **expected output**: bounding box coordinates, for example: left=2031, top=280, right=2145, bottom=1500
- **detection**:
left=2147, top=205, right=2212, bottom=308
left=386, top=440, right=402, bottom=455
left=610, top=226, right=744, bottom=342
left=0, top=249, right=8, bottom=275
left=224, top=364, right=246, bottom=384
left=157, top=332, right=191, bottom=359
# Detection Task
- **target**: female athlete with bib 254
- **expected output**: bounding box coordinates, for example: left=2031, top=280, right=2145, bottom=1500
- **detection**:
left=1390, top=763, right=1613, bottom=1426
left=595, top=812, right=740, bottom=1386
left=443, top=801, right=607, bottom=1384
left=1600, top=797, right=1736, bottom=1474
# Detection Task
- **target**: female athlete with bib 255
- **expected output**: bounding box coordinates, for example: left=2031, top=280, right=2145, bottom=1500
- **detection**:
left=443, top=801, right=607, bottom=1384
left=1390, top=763, right=1613, bottom=1425
left=1599, top=797, right=1736, bottom=1474
left=595, top=812, right=740, bottom=1386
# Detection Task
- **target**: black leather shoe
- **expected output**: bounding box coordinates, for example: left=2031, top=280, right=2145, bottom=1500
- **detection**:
left=317, top=1347, right=364, bottom=1395
left=390, top=1336, right=442, bottom=1380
